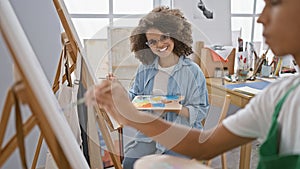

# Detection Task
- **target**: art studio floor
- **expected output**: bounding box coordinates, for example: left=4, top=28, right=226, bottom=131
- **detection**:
left=209, top=140, right=260, bottom=169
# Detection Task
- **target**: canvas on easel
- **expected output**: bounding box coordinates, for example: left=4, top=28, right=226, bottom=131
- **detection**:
left=52, top=0, right=123, bottom=168
left=0, top=1, right=89, bottom=168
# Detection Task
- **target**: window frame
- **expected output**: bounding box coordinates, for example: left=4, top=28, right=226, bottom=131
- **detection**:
left=231, top=0, right=260, bottom=43
left=68, top=0, right=173, bottom=33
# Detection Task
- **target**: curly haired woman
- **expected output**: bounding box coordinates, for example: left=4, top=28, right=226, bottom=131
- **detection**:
left=122, top=6, right=209, bottom=169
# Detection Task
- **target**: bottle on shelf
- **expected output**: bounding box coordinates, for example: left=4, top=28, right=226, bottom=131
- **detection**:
left=238, top=37, right=243, bottom=52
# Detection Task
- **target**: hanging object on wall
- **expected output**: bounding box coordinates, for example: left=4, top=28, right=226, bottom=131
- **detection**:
left=197, top=0, right=213, bottom=19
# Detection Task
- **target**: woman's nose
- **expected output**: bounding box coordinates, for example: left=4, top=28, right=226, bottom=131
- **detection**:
left=156, top=40, right=164, bottom=48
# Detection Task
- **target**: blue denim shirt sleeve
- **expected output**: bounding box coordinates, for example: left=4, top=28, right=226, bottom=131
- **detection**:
left=128, top=65, right=143, bottom=101
left=184, top=63, right=209, bottom=129
left=128, top=63, right=158, bottom=100
left=166, top=59, right=209, bottom=129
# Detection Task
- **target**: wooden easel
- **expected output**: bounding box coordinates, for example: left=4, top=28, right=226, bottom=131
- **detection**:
left=30, top=35, right=93, bottom=169
left=31, top=33, right=122, bottom=169
left=52, top=0, right=117, bottom=130
left=0, top=73, right=72, bottom=169
left=0, top=1, right=89, bottom=168
left=51, top=0, right=122, bottom=168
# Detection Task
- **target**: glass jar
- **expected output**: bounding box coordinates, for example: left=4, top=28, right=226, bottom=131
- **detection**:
left=236, top=51, right=250, bottom=82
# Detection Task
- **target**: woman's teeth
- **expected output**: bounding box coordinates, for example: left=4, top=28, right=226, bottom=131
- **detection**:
left=158, top=47, right=168, bottom=52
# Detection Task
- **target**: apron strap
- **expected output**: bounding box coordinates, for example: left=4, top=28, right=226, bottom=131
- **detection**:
left=258, top=79, right=300, bottom=169
left=272, top=80, right=300, bottom=120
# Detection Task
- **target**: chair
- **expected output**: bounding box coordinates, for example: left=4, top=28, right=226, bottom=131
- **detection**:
left=203, top=94, right=231, bottom=169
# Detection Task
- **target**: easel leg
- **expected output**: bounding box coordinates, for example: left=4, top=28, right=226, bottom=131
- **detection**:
left=95, top=109, right=122, bottom=169
left=14, top=86, right=28, bottom=168
left=0, top=89, right=14, bottom=148
left=87, top=107, right=103, bottom=169
left=31, top=133, right=44, bottom=169
left=26, top=93, right=71, bottom=169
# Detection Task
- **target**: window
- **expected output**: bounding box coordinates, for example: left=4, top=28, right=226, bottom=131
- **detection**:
left=231, top=0, right=254, bottom=14
left=64, top=0, right=109, bottom=14
left=71, top=18, right=109, bottom=40
left=231, top=0, right=270, bottom=55
left=231, top=0, right=265, bottom=42
left=113, top=0, right=153, bottom=14
left=62, top=0, right=172, bottom=81
left=231, top=0, right=273, bottom=62
left=63, top=0, right=172, bottom=42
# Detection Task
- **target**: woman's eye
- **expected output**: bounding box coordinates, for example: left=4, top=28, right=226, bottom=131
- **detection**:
left=148, top=40, right=157, bottom=45
left=160, top=33, right=170, bottom=41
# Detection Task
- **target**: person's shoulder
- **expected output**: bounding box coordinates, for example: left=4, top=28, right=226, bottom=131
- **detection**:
left=260, top=75, right=300, bottom=101
left=267, top=75, right=300, bottom=90
left=138, top=61, right=154, bottom=69
left=136, top=61, right=157, bottom=74
left=134, top=63, right=147, bottom=75
left=182, top=57, right=204, bottom=74
left=182, top=57, right=199, bottom=67
left=182, top=56, right=192, bottom=63
left=140, top=56, right=158, bottom=69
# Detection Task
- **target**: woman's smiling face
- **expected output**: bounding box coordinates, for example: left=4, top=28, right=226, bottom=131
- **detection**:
left=145, top=28, right=174, bottom=58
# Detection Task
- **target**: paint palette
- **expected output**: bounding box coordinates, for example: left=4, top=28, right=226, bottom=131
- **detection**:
left=134, top=154, right=212, bottom=169
left=132, top=95, right=184, bottom=111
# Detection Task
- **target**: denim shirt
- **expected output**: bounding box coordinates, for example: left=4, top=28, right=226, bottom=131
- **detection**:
left=127, top=56, right=209, bottom=153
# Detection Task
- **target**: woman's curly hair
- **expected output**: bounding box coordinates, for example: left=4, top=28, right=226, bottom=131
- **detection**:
left=130, top=6, right=193, bottom=65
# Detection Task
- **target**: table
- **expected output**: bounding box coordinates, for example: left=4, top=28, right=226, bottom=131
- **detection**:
left=206, top=78, right=255, bottom=107
left=206, top=78, right=259, bottom=169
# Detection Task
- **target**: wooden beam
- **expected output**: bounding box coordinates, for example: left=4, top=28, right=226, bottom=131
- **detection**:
left=0, top=89, right=14, bottom=148
left=0, top=115, right=36, bottom=166
left=52, top=0, right=78, bottom=60
left=31, top=133, right=44, bottom=169
left=95, top=110, right=122, bottom=169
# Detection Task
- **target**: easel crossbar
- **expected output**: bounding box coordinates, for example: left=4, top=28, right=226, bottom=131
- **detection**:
left=0, top=114, right=36, bottom=167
